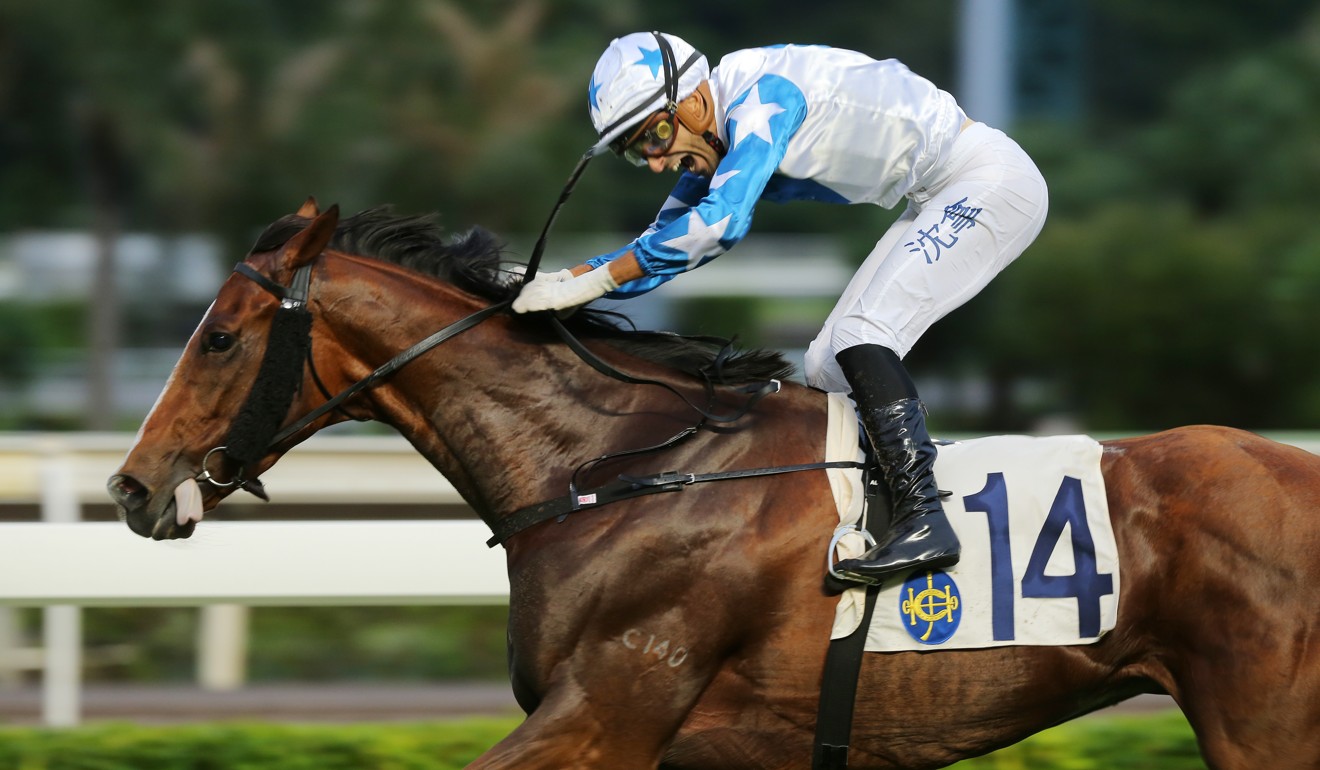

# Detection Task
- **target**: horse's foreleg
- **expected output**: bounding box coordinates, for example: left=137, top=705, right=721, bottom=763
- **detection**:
left=468, top=695, right=653, bottom=770
left=467, top=682, right=697, bottom=770
left=473, top=633, right=723, bottom=769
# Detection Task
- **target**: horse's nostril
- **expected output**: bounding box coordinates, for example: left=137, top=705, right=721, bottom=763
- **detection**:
left=107, top=474, right=148, bottom=508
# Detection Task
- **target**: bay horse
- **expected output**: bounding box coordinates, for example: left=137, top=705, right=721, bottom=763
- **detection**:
left=108, top=202, right=1320, bottom=769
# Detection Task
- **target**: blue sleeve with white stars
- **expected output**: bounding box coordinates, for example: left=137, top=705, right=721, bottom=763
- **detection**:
left=589, top=75, right=808, bottom=298
left=585, top=172, right=710, bottom=297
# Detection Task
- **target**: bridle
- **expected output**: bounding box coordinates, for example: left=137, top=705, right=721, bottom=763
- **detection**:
left=198, top=255, right=779, bottom=497
left=200, top=255, right=851, bottom=550
left=197, top=259, right=511, bottom=492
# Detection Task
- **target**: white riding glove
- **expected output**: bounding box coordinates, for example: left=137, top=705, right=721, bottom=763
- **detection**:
left=512, top=266, right=619, bottom=314
left=538, top=268, right=575, bottom=283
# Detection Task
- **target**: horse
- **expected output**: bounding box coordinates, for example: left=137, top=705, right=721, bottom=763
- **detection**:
left=108, top=201, right=1320, bottom=769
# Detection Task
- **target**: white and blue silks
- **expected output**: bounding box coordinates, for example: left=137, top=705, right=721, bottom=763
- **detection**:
left=586, top=45, right=966, bottom=295
left=585, top=44, right=1048, bottom=391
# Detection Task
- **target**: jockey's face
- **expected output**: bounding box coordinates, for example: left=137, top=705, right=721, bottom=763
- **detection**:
left=611, top=110, right=677, bottom=166
left=641, top=119, right=721, bottom=177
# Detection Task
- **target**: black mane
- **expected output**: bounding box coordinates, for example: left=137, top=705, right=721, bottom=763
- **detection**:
left=251, top=206, right=796, bottom=385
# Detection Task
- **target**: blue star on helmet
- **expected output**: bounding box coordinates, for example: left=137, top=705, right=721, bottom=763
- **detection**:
left=588, top=77, right=603, bottom=111
left=634, top=46, right=664, bottom=78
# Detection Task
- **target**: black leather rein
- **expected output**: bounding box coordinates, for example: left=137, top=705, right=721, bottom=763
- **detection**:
left=220, top=257, right=856, bottom=548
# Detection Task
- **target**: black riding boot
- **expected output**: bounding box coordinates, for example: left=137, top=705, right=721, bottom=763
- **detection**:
left=832, top=344, right=960, bottom=585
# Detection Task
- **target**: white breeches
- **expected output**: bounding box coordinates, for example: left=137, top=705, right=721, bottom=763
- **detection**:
left=804, top=122, right=1049, bottom=393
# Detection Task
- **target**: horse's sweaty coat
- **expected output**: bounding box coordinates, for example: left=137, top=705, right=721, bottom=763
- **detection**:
left=107, top=203, right=1320, bottom=770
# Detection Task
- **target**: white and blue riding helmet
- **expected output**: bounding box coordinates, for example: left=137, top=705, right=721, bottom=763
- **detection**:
left=588, top=32, right=709, bottom=156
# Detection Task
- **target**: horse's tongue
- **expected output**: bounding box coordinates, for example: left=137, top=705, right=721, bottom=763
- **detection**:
left=174, top=478, right=204, bottom=526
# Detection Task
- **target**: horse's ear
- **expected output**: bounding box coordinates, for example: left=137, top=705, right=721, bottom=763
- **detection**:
left=296, top=196, right=320, bottom=218
left=281, top=204, right=339, bottom=270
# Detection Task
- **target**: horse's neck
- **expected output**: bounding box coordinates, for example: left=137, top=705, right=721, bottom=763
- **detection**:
left=405, top=332, right=694, bottom=521
left=320, top=265, right=686, bottom=520
left=411, top=337, right=636, bottom=515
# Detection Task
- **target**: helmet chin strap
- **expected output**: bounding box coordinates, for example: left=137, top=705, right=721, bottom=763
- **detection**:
left=674, top=81, right=727, bottom=157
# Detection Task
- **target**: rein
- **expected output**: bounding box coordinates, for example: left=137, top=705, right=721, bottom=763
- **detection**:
left=265, top=298, right=511, bottom=448
left=211, top=253, right=779, bottom=483
left=549, top=314, right=781, bottom=424
left=208, top=186, right=809, bottom=544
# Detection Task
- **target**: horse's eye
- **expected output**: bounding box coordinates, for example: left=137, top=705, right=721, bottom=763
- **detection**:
left=203, top=332, right=235, bottom=353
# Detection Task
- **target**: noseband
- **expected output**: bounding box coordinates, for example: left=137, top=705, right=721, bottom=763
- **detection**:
left=223, top=264, right=315, bottom=468
left=196, top=263, right=314, bottom=492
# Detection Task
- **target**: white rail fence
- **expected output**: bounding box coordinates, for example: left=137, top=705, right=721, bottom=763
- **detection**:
left=0, top=433, right=506, bottom=727
left=4, top=431, right=1320, bottom=727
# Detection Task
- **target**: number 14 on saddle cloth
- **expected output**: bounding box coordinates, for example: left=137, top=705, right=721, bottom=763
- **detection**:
left=823, top=392, right=1120, bottom=652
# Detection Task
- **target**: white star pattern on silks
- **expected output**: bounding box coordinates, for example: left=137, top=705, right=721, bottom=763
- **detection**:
left=644, top=194, right=689, bottom=236
left=661, top=210, right=732, bottom=269
left=728, top=84, right=786, bottom=149
left=659, top=194, right=687, bottom=213
left=710, top=169, right=741, bottom=190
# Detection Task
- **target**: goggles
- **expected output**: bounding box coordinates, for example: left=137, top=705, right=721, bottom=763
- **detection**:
left=610, top=110, right=677, bottom=166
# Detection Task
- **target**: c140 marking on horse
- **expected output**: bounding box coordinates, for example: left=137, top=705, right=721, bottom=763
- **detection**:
left=621, top=629, right=690, bottom=667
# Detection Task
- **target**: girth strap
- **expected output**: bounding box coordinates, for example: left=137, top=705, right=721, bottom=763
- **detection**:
left=813, top=584, right=882, bottom=770
left=486, top=460, right=865, bottom=548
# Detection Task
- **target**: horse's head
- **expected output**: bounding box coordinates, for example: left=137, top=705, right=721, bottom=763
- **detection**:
left=108, top=198, right=342, bottom=539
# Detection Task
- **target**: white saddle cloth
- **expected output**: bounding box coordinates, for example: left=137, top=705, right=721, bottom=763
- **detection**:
left=824, top=392, right=1120, bottom=652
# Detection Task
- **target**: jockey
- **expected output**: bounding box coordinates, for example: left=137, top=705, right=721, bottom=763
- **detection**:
left=513, top=31, right=1049, bottom=584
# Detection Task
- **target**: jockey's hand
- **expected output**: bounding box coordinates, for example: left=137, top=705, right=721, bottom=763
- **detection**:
left=513, top=266, right=618, bottom=313
left=542, top=268, right=576, bottom=283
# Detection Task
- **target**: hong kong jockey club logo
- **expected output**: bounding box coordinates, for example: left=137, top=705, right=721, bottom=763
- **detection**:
left=900, top=569, right=962, bottom=645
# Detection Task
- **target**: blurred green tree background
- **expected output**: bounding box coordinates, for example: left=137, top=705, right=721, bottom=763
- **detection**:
left=3, top=0, right=1319, bottom=699
left=1, top=0, right=1318, bottom=434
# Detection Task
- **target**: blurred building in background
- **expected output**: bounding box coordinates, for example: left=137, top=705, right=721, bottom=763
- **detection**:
left=0, top=232, right=223, bottom=425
